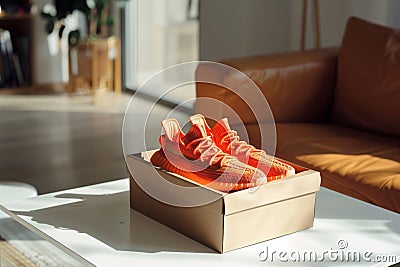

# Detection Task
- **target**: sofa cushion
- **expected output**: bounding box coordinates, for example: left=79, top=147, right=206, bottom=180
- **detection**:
left=331, top=17, right=400, bottom=138
left=272, top=123, right=400, bottom=213
left=195, top=48, right=338, bottom=126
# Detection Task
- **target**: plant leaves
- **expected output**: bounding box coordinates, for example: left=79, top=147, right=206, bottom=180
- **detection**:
left=59, top=25, right=66, bottom=39
left=40, top=11, right=55, bottom=19
left=45, top=21, right=55, bottom=34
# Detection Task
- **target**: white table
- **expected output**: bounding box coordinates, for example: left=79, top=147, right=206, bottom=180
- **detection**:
left=0, top=178, right=399, bottom=267
left=0, top=181, right=37, bottom=203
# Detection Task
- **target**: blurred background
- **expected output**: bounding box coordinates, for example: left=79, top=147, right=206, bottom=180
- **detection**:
left=0, top=0, right=399, bottom=194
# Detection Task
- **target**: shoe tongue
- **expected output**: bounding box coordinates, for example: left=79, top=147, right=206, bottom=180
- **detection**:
left=211, top=118, right=231, bottom=141
left=182, top=123, right=209, bottom=144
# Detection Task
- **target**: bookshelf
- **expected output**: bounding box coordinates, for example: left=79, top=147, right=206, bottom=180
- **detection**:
left=0, top=13, right=35, bottom=88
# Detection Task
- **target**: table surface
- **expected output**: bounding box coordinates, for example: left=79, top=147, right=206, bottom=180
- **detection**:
left=0, top=178, right=399, bottom=267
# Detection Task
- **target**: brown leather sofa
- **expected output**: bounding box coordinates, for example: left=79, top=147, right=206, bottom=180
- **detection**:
left=194, top=17, right=400, bottom=213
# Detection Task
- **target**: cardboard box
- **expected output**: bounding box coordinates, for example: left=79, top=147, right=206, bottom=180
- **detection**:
left=126, top=150, right=321, bottom=253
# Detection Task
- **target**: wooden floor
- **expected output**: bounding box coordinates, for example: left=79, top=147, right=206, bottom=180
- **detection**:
left=0, top=93, right=189, bottom=194
left=0, top=238, right=36, bottom=267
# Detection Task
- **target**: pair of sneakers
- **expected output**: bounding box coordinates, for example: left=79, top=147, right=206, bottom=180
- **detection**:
left=150, top=114, right=295, bottom=192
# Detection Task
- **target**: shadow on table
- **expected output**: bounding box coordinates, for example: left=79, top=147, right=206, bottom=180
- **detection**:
left=314, top=189, right=400, bottom=236
left=13, top=191, right=215, bottom=254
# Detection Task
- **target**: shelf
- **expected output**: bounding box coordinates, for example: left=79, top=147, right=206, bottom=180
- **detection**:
left=0, top=13, right=35, bottom=87
left=0, top=14, right=33, bottom=21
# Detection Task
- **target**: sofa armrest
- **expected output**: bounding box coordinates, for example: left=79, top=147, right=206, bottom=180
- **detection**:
left=195, top=47, right=338, bottom=124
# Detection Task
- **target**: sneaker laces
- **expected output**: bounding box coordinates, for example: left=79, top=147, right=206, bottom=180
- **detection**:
left=221, top=130, right=271, bottom=161
left=221, top=130, right=253, bottom=156
left=188, top=136, right=233, bottom=166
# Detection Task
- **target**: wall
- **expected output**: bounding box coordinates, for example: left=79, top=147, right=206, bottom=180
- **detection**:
left=289, top=0, right=347, bottom=50
left=291, top=0, right=392, bottom=50
left=384, top=0, right=400, bottom=28
left=199, top=0, right=292, bottom=61
left=200, top=0, right=398, bottom=61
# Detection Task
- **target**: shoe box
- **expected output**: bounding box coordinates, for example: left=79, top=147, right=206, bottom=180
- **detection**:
left=126, top=150, right=321, bottom=253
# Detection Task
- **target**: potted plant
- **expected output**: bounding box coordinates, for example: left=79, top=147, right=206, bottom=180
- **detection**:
left=40, top=0, right=115, bottom=46
left=40, top=0, right=129, bottom=94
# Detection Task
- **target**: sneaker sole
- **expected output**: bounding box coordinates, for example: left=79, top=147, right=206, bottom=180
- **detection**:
left=150, top=150, right=264, bottom=192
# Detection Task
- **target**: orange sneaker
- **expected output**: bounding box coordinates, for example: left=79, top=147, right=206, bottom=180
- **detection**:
left=150, top=118, right=266, bottom=192
left=189, top=114, right=296, bottom=182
